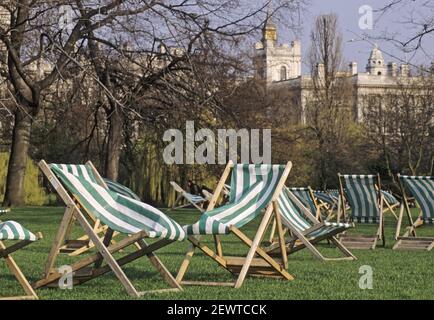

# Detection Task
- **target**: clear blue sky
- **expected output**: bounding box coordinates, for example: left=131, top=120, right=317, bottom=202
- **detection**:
left=275, top=0, right=434, bottom=73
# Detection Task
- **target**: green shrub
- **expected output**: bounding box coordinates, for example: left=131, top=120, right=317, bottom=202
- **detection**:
left=0, top=152, right=50, bottom=205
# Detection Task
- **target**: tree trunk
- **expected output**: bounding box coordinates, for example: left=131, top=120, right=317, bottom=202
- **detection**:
left=3, top=108, right=32, bottom=206
left=104, top=106, right=123, bottom=181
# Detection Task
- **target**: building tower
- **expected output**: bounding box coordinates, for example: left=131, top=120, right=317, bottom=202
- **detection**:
left=366, top=44, right=386, bottom=76
left=254, top=14, right=301, bottom=84
left=262, top=16, right=277, bottom=47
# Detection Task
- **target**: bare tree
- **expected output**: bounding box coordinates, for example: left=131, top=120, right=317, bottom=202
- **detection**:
left=0, top=0, right=303, bottom=205
left=302, top=14, right=361, bottom=188
left=364, top=72, right=434, bottom=179
left=374, top=1, right=434, bottom=56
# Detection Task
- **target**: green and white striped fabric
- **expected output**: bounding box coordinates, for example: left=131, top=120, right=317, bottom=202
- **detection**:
left=185, top=164, right=285, bottom=235
left=400, top=175, right=434, bottom=224
left=289, top=187, right=317, bottom=214
left=381, top=190, right=399, bottom=205
left=277, top=188, right=351, bottom=238
left=228, top=164, right=285, bottom=203
left=50, top=163, right=98, bottom=183
left=0, top=221, right=37, bottom=241
left=314, top=191, right=337, bottom=206
left=104, top=179, right=141, bottom=201
left=342, top=175, right=380, bottom=223
left=52, top=164, right=142, bottom=201
left=50, top=165, right=185, bottom=241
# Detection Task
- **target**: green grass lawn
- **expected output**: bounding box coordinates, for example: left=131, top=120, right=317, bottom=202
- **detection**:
left=1, top=206, right=433, bottom=300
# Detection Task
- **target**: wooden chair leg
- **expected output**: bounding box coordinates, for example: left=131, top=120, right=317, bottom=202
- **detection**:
left=234, top=205, right=281, bottom=288
left=176, top=239, right=198, bottom=283
left=273, top=201, right=288, bottom=269
left=137, top=239, right=182, bottom=290
left=329, top=236, right=357, bottom=260
left=231, top=226, right=293, bottom=284
left=268, top=218, right=277, bottom=243
left=73, top=208, right=141, bottom=297
left=43, top=206, right=75, bottom=276
left=94, top=228, right=115, bottom=268
left=191, top=200, right=205, bottom=212
left=0, top=241, right=38, bottom=299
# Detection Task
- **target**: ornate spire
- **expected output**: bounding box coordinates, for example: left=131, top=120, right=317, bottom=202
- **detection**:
left=262, top=1, right=277, bottom=44
left=366, top=44, right=386, bottom=75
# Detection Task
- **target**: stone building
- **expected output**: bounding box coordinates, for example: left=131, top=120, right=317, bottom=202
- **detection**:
left=254, top=17, right=302, bottom=83
left=255, top=23, right=431, bottom=124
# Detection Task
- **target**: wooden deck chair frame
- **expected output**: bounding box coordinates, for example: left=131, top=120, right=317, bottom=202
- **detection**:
left=315, top=192, right=338, bottom=220
left=393, top=175, right=434, bottom=251
left=175, top=161, right=294, bottom=289
left=34, top=160, right=182, bottom=297
left=337, top=173, right=385, bottom=250
left=0, top=233, right=42, bottom=300
left=327, top=189, right=345, bottom=210
left=265, top=189, right=356, bottom=261
left=376, top=188, right=399, bottom=220
left=170, top=181, right=207, bottom=212
left=268, top=186, right=322, bottom=243
left=57, top=161, right=119, bottom=257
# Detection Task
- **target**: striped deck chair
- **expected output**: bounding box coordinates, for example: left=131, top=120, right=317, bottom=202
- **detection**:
left=265, top=188, right=356, bottom=261
left=328, top=188, right=350, bottom=209
left=314, top=191, right=339, bottom=219
left=51, top=162, right=118, bottom=256
left=337, top=174, right=386, bottom=249
left=393, top=175, right=434, bottom=250
left=314, top=191, right=336, bottom=205
left=290, top=187, right=321, bottom=218
left=380, top=190, right=400, bottom=220
left=0, top=220, right=42, bottom=300
left=176, top=161, right=294, bottom=289
left=170, top=181, right=209, bottom=212
left=35, top=160, right=185, bottom=297
left=268, top=187, right=321, bottom=243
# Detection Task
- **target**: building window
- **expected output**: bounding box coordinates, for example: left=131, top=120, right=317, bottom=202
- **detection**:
left=280, top=66, right=287, bottom=81
left=377, top=71, right=382, bottom=75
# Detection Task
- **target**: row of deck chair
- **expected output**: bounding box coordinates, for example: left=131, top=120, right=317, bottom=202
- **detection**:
left=268, top=183, right=401, bottom=245
left=175, top=162, right=356, bottom=288
left=1, top=161, right=432, bottom=300
left=2, top=161, right=354, bottom=299
left=337, top=174, right=433, bottom=250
